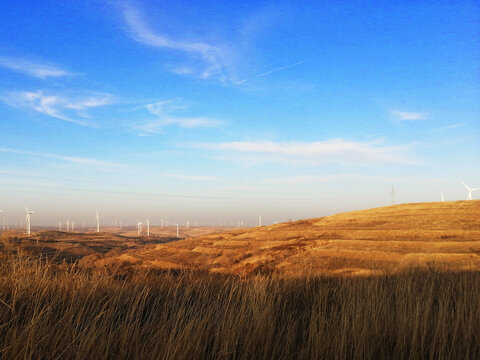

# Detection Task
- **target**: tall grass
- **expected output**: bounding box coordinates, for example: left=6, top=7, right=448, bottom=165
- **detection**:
left=0, top=251, right=479, bottom=360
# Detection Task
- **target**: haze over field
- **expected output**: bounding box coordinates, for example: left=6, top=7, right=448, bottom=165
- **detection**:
left=0, top=1, right=479, bottom=225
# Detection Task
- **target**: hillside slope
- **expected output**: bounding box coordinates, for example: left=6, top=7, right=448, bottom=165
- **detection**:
left=84, top=201, right=480, bottom=276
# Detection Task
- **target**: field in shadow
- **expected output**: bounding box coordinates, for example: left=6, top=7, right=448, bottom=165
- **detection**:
left=0, top=252, right=479, bottom=360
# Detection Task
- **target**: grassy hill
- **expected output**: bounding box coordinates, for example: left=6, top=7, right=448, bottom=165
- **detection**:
left=84, top=200, right=480, bottom=276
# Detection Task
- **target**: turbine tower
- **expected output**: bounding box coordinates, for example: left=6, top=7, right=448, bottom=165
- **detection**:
left=66, top=218, right=70, bottom=232
left=145, top=218, right=150, bottom=236
left=58, top=221, right=62, bottom=231
left=441, top=192, right=445, bottom=202
left=0, top=210, right=5, bottom=231
left=175, top=223, right=179, bottom=238
left=258, top=215, right=262, bottom=227
left=95, top=209, right=100, bottom=232
left=137, top=220, right=143, bottom=235
left=460, top=181, right=480, bottom=200
left=25, top=206, right=34, bottom=235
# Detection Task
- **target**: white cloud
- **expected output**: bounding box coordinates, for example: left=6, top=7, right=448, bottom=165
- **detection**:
left=0, top=148, right=126, bottom=169
left=122, top=5, right=229, bottom=81
left=136, top=99, right=222, bottom=134
left=435, top=123, right=466, bottom=131
left=2, top=91, right=113, bottom=126
left=391, top=110, right=427, bottom=121
left=0, top=56, right=73, bottom=79
left=164, top=173, right=217, bottom=181
left=194, top=138, right=414, bottom=166
left=263, top=173, right=362, bottom=184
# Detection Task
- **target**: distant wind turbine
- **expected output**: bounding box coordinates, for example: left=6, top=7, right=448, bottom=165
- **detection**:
left=441, top=192, right=445, bottom=202
left=460, top=181, right=480, bottom=200
left=258, top=215, right=262, bottom=227
left=175, top=223, right=179, bottom=238
left=25, top=206, right=34, bottom=235
left=58, top=221, right=62, bottom=231
left=66, top=218, right=70, bottom=232
left=0, top=210, right=5, bottom=231
left=95, top=209, right=100, bottom=232
left=145, top=218, right=150, bottom=236
left=137, top=219, right=143, bottom=235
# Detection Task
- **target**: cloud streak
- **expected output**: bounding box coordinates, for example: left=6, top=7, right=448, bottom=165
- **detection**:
left=164, top=173, right=217, bottom=181
left=0, top=148, right=127, bottom=169
left=122, top=5, right=229, bottom=81
left=136, top=99, right=222, bottom=134
left=194, top=138, right=414, bottom=166
left=235, top=60, right=307, bottom=85
left=391, top=110, right=427, bottom=121
left=0, top=56, right=73, bottom=79
left=2, top=91, right=113, bottom=126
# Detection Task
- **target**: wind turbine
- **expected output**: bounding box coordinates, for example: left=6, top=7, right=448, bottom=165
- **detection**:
left=258, top=215, right=262, bottom=227
left=145, top=218, right=150, bottom=236
left=137, top=220, right=143, bottom=235
left=66, top=218, right=70, bottom=232
left=460, top=181, right=480, bottom=200
left=25, top=206, right=34, bottom=235
left=58, top=221, right=62, bottom=231
left=175, top=223, right=179, bottom=238
left=95, top=209, right=100, bottom=232
left=441, top=192, right=445, bottom=202
left=71, top=222, right=75, bottom=231
left=0, top=210, right=5, bottom=231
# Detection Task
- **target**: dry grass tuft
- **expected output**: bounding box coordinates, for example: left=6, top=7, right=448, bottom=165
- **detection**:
left=0, top=252, right=479, bottom=360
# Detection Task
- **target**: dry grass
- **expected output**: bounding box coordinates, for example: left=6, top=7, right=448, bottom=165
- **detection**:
left=0, top=252, right=479, bottom=360
left=80, top=200, right=480, bottom=276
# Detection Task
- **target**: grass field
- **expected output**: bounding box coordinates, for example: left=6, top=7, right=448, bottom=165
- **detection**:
left=0, top=252, right=479, bottom=360
left=0, top=201, right=479, bottom=359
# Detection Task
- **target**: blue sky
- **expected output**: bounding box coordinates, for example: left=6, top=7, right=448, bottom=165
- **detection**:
left=0, top=0, right=479, bottom=226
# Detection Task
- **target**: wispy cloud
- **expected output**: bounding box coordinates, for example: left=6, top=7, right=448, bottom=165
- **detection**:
left=136, top=99, right=222, bottom=134
left=263, top=173, right=362, bottom=184
left=391, top=110, right=428, bottom=121
left=0, top=148, right=127, bottom=168
left=194, top=138, right=414, bottom=166
left=435, top=123, right=466, bottom=131
left=2, top=91, right=113, bottom=126
left=164, top=173, right=217, bottom=181
left=122, top=5, right=229, bottom=81
left=235, top=60, right=307, bottom=85
left=0, top=56, right=73, bottom=79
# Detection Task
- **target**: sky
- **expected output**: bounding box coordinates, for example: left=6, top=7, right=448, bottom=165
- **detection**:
left=0, top=0, right=479, bottom=227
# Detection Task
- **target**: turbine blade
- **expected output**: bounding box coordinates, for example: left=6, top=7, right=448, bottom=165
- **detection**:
left=471, top=188, right=480, bottom=191
left=460, top=181, right=471, bottom=190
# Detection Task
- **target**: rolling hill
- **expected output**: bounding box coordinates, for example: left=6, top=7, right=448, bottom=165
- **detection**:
left=82, top=200, right=480, bottom=276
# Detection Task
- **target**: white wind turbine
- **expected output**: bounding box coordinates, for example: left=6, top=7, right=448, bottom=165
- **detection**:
left=461, top=181, right=480, bottom=200
left=0, top=210, right=5, bottom=231
left=441, top=192, right=445, bottom=202
left=66, top=218, right=70, bottom=231
left=95, top=209, right=100, bottom=232
left=137, top=219, right=143, bottom=235
left=258, top=215, right=262, bottom=227
left=175, top=223, right=179, bottom=238
left=58, top=221, right=62, bottom=231
left=25, top=206, right=34, bottom=235
left=145, top=218, right=150, bottom=236
left=0, top=210, right=6, bottom=231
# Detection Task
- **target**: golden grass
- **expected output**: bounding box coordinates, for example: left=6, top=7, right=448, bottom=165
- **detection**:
left=0, top=251, right=479, bottom=359
left=78, top=200, right=479, bottom=276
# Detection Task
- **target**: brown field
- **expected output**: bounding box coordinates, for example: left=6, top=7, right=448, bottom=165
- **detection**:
left=1, top=201, right=479, bottom=359
left=32, top=200, right=477, bottom=276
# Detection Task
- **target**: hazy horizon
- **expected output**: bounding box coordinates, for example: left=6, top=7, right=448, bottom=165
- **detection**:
left=1, top=1, right=479, bottom=226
